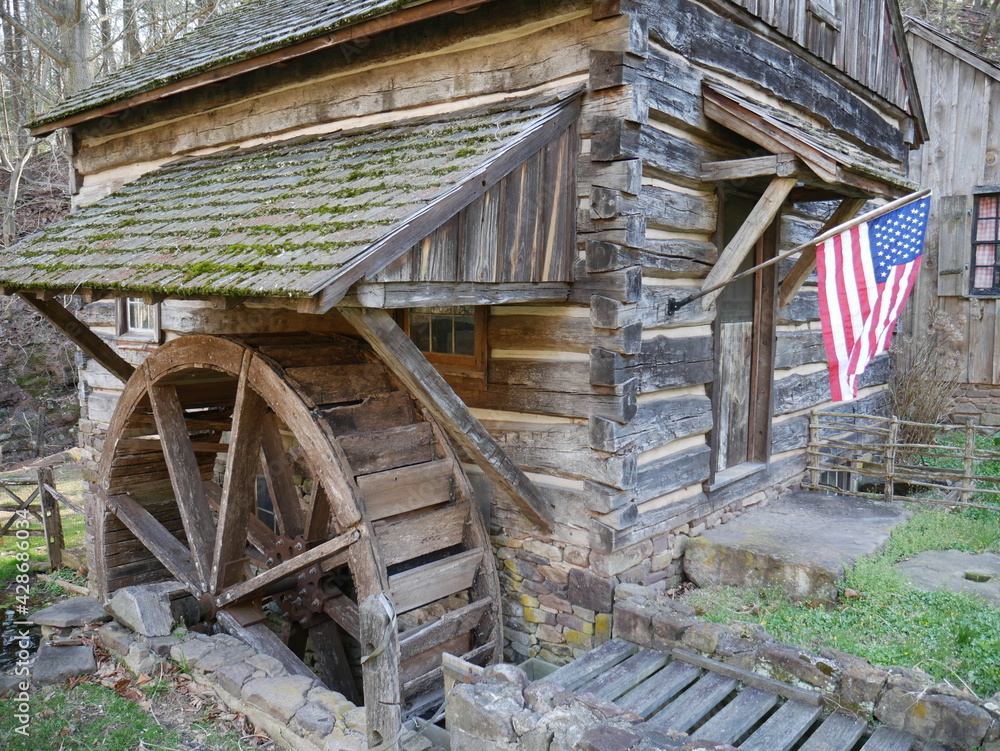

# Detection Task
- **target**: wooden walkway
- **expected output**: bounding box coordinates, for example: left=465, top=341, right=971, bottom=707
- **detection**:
left=545, top=639, right=955, bottom=751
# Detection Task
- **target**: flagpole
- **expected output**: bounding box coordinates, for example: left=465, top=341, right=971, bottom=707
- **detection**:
left=666, top=187, right=932, bottom=315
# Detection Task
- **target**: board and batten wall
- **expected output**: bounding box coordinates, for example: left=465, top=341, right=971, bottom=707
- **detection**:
left=906, top=23, right=1000, bottom=425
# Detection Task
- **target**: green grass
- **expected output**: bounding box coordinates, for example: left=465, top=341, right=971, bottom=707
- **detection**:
left=685, top=507, right=1000, bottom=697
left=0, top=681, right=247, bottom=751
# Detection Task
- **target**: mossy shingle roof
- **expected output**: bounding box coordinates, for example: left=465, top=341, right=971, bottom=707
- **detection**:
left=29, top=0, right=421, bottom=130
left=3, top=97, right=566, bottom=298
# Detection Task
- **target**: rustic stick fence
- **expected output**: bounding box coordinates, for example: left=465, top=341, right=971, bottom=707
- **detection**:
left=0, top=466, right=83, bottom=569
left=804, top=412, right=1000, bottom=510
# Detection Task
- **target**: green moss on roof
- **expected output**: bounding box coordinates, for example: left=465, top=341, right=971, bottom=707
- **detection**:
left=3, top=96, right=557, bottom=299
left=30, top=0, right=422, bottom=128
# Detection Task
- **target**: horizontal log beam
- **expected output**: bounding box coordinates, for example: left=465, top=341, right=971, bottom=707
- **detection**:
left=700, top=153, right=804, bottom=182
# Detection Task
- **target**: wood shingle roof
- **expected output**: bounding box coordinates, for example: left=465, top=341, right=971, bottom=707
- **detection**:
left=5, top=94, right=578, bottom=304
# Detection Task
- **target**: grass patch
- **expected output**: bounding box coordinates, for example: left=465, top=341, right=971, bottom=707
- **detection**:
left=0, top=681, right=247, bottom=751
left=684, top=507, right=1000, bottom=697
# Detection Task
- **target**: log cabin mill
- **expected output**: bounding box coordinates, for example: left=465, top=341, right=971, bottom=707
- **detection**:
left=904, top=16, right=1000, bottom=425
left=0, top=0, right=926, bottom=726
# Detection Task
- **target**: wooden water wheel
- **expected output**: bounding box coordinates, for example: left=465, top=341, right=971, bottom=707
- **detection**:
left=96, top=332, right=502, bottom=713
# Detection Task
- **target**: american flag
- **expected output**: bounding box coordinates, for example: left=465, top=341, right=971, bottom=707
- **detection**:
left=817, top=194, right=930, bottom=402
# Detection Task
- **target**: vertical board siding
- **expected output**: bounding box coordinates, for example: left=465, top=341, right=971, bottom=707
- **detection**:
left=729, top=0, right=911, bottom=114
left=374, top=128, right=577, bottom=285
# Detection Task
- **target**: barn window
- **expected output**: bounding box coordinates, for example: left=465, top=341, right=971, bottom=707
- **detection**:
left=403, top=306, right=487, bottom=381
left=971, top=193, right=1000, bottom=295
left=115, top=297, right=161, bottom=342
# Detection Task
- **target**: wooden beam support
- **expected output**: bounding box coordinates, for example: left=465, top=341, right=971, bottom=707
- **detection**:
left=340, top=308, right=554, bottom=531
left=700, top=176, right=797, bottom=308
left=700, top=153, right=804, bottom=182
left=259, top=413, right=305, bottom=538
left=778, top=197, right=869, bottom=309
left=18, top=292, right=135, bottom=383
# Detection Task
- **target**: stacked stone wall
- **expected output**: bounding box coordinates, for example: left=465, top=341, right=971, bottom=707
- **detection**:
left=952, top=383, right=1000, bottom=426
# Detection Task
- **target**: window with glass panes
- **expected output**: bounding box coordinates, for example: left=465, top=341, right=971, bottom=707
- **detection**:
left=972, top=193, right=1000, bottom=294
left=404, top=306, right=486, bottom=371
left=116, top=297, right=160, bottom=341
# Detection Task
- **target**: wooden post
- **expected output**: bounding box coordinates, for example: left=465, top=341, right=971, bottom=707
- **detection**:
left=361, top=594, right=401, bottom=751
left=884, top=417, right=900, bottom=503
left=962, top=420, right=977, bottom=506
left=38, top=467, right=63, bottom=570
left=807, top=412, right=821, bottom=488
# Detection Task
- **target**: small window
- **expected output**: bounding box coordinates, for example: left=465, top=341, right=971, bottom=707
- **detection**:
left=403, top=306, right=487, bottom=379
left=972, top=193, right=1000, bottom=295
left=116, top=297, right=161, bottom=343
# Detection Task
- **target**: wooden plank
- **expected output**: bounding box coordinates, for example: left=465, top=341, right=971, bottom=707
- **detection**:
left=798, top=712, right=867, bottom=751
left=740, top=701, right=822, bottom=751
left=38, top=468, right=63, bottom=571
left=360, top=595, right=401, bottom=751
left=700, top=176, right=796, bottom=307
left=401, top=632, right=471, bottom=686
left=337, top=422, right=435, bottom=476
left=695, top=687, right=778, bottom=744
left=648, top=672, right=737, bottom=733
left=322, top=591, right=361, bottom=642
left=374, top=503, right=468, bottom=566
left=148, top=382, right=217, bottom=585
left=343, top=281, right=571, bottom=308
left=216, top=608, right=316, bottom=680
left=215, top=529, right=360, bottom=607
left=547, top=639, right=638, bottom=691
left=340, top=308, right=553, bottom=531
left=670, top=649, right=821, bottom=706
left=357, top=458, right=454, bottom=521
left=104, top=493, right=201, bottom=594
left=310, top=619, right=359, bottom=703
left=285, top=364, right=391, bottom=407
left=259, top=413, right=305, bottom=538
left=614, top=660, right=701, bottom=718
left=579, top=649, right=669, bottom=701
left=321, top=391, right=416, bottom=433
left=211, top=358, right=267, bottom=594
left=778, top=197, right=868, bottom=308
left=858, top=727, right=915, bottom=751
left=388, top=548, right=482, bottom=614
left=17, top=293, right=135, bottom=383
left=398, top=597, right=491, bottom=662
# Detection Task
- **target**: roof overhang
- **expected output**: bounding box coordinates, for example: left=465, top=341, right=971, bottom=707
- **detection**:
left=28, top=0, right=498, bottom=138
left=703, top=84, right=917, bottom=200
left=3, top=92, right=581, bottom=309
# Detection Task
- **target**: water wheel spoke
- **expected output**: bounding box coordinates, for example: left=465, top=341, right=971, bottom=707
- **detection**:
left=310, top=619, right=359, bottom=703
left=216, top=528, right=361, bottom=608
left=321, top=585, right=361, bottom=640
left=260, top=413, right=305, bottom=538
left=149, top=382, right=218, bottom=585
left=210, top=361, right=268, bottom=594
left=205, top=480, right=278, bottom=553
left=304, top=482, right=333, bottom=540
left=104, top=493, right=202, bottom=594
left=216, top=607, right=315, bottom=680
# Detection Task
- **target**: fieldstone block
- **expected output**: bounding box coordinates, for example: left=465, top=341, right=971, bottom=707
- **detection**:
left=97, top=620, right=136, bottom=657
left=651, top=610, right=694, bottom=647
left=124, top=644, right=158, bottom=675
left=450, top=727, right=520, bottom=751
left=484, top=664, right=529, bottom=691
left=170, top=635, right=216, bottom=668
left=759, top=643, right=839, bottom=691
left=108, top=581, right=191, bottom=637
left=29, top=597, right=109, bottom=628
left=681, top=621, right=727, bottom=655
left=323, top=728, right=366, bottom=751
left=713, top=633, right=758, bottom=671
left=195, top=644, right=256, bottom=673
left=246, top=653, right=285, bottom=676
left=820, top=648, right=886, bottom=712
left=32, top=644, right=97, bottom=686
left=243, top=675, right=314, bottom=722
left=524, top=680, right=573, bottom=713
left=448, top=683, right=517, bottom=742
left=291, top=701, right=337, bottom=736
left=146, top=635, right=181, bottom=657
left=568, top=569, right=615, bottom=613
left=577, top=725, right=641, bottom=751
left=875, top=687, right=992, bottom=749
left=214, top=660, right=256, bottom=697
left=611, top=601, right=654, bottom=647
left=307, top=686, right=356, bottom=716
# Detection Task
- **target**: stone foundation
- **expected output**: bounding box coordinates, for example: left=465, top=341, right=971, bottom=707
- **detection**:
left=613, top=588, right=1000, bottom=751
left=952, top=383, right=1000, bottom=426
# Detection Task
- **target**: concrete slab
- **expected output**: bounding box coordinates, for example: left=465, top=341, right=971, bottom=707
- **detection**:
left=684, top=491, right=910, bottom=601
left=29, top=597, right=110, bottom=628
left=895, top=550, right=1000, bottom=605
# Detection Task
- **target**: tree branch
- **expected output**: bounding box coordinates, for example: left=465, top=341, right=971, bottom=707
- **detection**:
left=0, top=9, right=69, bottom=66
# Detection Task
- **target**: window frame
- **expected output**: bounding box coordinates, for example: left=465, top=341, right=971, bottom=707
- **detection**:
left=401, top=306, right=488, bottom=382
left=971, top=190, right=1000, bottom=296
left=115, top=297, right=162, bottom=345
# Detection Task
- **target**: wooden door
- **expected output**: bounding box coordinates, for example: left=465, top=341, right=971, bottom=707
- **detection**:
left=711, top=195, right=778, bottom=475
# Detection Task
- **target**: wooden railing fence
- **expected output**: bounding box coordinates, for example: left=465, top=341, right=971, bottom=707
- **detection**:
left=805, top=412, right=1000, bottom=510
left=0, top=467, right=83, bottom=569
